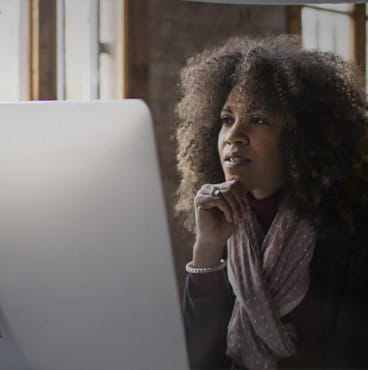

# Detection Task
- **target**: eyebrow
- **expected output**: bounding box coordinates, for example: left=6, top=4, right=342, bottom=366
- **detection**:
left=221, top=106, right=233, bottom=113
left=249, top=109, right=265, bottom=115
left=221, top=106, right=266, bottom=115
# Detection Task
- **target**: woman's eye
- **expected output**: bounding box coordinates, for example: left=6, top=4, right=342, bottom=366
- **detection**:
left=249, top=116, right=267, bottom=125
left=220, top=116, right=234, bottom=125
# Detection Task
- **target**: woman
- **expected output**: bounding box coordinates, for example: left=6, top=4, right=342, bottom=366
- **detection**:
left=175, top=35, right=368, bottom=369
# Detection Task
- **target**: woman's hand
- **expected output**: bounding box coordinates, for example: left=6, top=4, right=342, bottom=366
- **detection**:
left=193, top=179, right=247, bottom=267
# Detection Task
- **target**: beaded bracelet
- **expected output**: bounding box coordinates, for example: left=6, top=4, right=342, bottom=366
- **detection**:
left=185, top=259, right=227, bottom=274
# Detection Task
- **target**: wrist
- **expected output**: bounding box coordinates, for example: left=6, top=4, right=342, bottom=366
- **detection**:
left=193, top=241, right=225, bottom=267
left=186, top=259, right=226, bottom=274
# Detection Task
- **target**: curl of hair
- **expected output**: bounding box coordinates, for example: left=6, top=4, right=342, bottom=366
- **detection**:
left=175, top=35, right=368, bottom=239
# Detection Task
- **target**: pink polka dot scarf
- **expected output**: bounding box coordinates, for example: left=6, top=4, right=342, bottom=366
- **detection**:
left=226, top=194, right=317, bottom=369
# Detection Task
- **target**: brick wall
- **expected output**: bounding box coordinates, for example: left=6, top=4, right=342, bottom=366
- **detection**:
left=146, top=0, right=287, bottom=294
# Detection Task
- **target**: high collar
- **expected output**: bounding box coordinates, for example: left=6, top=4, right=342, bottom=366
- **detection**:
left=246, top=189, right=283, bottom=233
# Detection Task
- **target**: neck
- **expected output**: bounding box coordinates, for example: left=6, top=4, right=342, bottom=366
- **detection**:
left=246, top=189, right=283, bottom=233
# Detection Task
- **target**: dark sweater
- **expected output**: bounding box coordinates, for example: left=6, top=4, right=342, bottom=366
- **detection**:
left=184, top=196, right=368, bottom=369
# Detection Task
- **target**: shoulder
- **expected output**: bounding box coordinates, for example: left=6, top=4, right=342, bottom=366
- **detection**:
left=345, top=200, right=368, bottom=255
left=313, top=202, right=368, bottom=275
left=354, top=201, right=368, bottom=232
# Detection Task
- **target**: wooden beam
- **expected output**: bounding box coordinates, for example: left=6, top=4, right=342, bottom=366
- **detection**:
left=123, top=0, right=149, bottom=101
left=287, top=6, right=302, bottom=35
left=29, top=0, right=38, bottom=100
left=29, top=0, right=57, bottom=100
left=352, top=4, right=366, bottom=77
left=121, top=0, right=126, bottom=98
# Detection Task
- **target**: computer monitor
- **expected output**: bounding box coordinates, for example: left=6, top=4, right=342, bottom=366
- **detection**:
left=0, top=99, right=189, bottom=370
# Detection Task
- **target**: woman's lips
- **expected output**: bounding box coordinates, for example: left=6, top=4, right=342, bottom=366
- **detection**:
left=224, top=158, right=252, bottom=168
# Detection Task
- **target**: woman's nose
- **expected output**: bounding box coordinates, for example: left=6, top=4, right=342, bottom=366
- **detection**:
left=225, top=122, right=249, bottom=145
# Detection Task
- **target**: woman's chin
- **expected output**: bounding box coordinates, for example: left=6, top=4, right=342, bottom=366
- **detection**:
left=224, top=175, right=250, bottom=191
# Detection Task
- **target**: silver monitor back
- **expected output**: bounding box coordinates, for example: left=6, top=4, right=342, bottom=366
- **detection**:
left=0, top=99, right=188, bottom=370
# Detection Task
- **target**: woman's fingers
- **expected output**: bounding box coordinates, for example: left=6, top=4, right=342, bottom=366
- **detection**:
left=221, top=191, right=242, bottom=224
left=227, top=181, right=247, bottom=216
left=195, top=181, right=246, bottom=224
left=196, top=193, right=233, bottom=223
left=220, top=182, right=246, bottom=223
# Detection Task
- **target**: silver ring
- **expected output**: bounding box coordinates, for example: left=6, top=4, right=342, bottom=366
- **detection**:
left=211, top=186, right=221, bottom=197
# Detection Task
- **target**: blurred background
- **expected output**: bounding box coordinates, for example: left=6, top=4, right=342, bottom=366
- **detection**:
left=1, top=0, right=367, bottom=294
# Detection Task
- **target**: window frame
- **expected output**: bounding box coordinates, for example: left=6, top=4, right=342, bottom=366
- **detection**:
left=28, top=0, right=148, bottom=101
left=122, top=0, right=148, bottom=101
left=287, top=4, right=367, bottom=79
left=29, top=0, right=57, bottom=100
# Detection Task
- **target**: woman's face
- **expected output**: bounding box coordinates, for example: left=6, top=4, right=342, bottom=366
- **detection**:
left=217, top=85, right=284, bottom=199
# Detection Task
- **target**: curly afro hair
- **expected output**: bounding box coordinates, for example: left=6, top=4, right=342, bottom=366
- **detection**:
left=175, top=34, right=368, bottom=239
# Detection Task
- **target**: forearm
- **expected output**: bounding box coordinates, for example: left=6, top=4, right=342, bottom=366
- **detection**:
left=192, top=241, right=225, bottom=267
left=183, top=270, right=234, bottom=369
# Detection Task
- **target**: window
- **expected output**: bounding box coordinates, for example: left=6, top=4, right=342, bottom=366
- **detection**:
left=302, top=4, right=352, bottom=61
left=0, top=0, right=125, bottom=101
left=0, top=0, right=29, bottom=100
left=289, top=4, right=367, bottom=85
left=58, top=0, right=124, bottom=100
